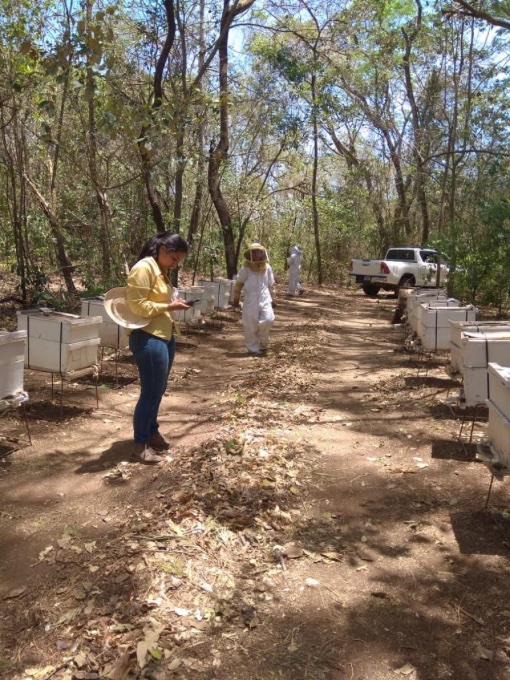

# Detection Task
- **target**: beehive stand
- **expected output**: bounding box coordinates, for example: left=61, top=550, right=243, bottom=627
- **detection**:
left=17, top=309, right=101, bottom=417
left=81, top=298, right=129, bottom=382
left=48, top=366, right=99, bottom=418
left=476, top=442, right=510, bottom=507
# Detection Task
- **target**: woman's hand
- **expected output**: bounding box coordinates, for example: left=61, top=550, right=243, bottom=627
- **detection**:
left=167, top=300, right=192, bottom=311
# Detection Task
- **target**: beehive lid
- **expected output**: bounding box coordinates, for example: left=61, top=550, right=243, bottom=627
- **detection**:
left=17, top=309, right=102, bottom=325
left=488, top=363, right=510, bottom=388
left=0, top=330, right=27, bottom=346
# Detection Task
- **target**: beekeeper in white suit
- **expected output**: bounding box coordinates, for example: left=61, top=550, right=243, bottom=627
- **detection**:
left=232, top=243, right=275, bottom=355
left=287, top=245, right=304, bottom=296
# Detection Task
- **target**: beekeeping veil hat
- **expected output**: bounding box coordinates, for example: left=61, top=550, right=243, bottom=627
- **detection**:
left=103, top=287, right=150, bottom=329
left=244, top=243, right=269, bottom=272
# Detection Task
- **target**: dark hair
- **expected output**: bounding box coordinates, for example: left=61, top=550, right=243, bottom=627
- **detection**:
left=137, top=231, right=189, bottom=262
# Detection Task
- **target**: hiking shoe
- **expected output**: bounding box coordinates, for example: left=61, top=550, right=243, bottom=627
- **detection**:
left=133, top=444, right=164, bottom=464
left=149, top=431, right=171, bottom=451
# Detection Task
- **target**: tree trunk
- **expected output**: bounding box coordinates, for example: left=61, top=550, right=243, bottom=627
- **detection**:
left=86, top=0, right=112, bottom=277
left=187, top=0, right=206, bottom=246
left=207, top=0, right=256, bottom=278
left=173, top=124, right=185, bottom=232
left=310, top=72, right=323, bottom=285
left=24, top=174, right=77, bottom=293
left=402, top=2, right=430, bottom=243
left=138, top=0, right=176, bottom=233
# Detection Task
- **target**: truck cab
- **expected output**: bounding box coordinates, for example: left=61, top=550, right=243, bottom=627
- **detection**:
left=349, top=247, right=449, bottom=296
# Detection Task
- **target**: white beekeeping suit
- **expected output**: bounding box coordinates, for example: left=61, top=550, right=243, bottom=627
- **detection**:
left=232, top=243, right=275, bottom=355
left=287, top=245, right=303, bottom=296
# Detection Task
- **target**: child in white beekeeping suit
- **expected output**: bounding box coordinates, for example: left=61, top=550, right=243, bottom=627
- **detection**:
left=287, top=245, right=304, bottom=296
left=232, top=243, right=275, bottom=356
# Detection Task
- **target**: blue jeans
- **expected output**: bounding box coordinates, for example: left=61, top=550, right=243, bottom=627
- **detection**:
left=129, top=330, right=176, bottom=444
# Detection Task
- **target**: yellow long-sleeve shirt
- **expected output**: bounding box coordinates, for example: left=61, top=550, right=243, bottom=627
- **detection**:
left=126, top=256, right=174, bottom=340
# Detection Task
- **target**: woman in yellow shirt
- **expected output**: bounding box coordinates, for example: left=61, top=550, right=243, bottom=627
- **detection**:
left=127, top=231, right=191, bottom=463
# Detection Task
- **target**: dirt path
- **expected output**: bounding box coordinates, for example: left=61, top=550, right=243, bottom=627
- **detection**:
left=1, top=287, right=510, bottom=680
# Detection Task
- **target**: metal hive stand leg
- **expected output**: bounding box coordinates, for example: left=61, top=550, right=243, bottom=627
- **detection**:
left=21, top=402, right=32, bottom=445
left=485, top=474, right=495, bottom=508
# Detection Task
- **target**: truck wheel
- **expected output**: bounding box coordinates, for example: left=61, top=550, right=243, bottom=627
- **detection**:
left=398, top=274, right=416, bottom=289
left=362, top=283, right=381, bottom=297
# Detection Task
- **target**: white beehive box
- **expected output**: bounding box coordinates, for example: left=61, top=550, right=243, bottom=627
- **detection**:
left=418, top=305, right=477, bottom=351
left=197, top=282, right=216, bottom=316
left=461, top=366, right=490, bottom=407
left=408, top=294, right=447, bottom=332
left=213, top=279, right=232, bottom=310
left=488, top=363, right=510, bottom=417
left=188, top=286, right=214, bottom=317
left=81, top=298, right=129, bottom=349
left=412, top=298, right=460, bottom=333
left=450, top=321, right=510, bottom=350
left=17, top=310, right=102, bottom=344
left=456, top=332, right=510, bottom=369
left=449, top=321, right=510, bottom=373
left=0, top=330, right=26, bottom=399
left=487, top=400, right=510, bottom=467
left=172, top=289, right=202, bottom=324
left=17, top=310, right=102, bottom=374
left=407, top=289, right=445, bottom=313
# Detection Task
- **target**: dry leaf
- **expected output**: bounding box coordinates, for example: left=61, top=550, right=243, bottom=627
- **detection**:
left=475, top=644, right=494, bottom=661
left=3, top=586, right=27, bottom=600
left=395, top=663, right=416, bottom=675
left=23, top=666, right=55, bottom=679
left=103, top=652, right=133, bottom=680
left=136, top=622, right=165, bottom=669
left=38, top=546, right=54, bottom=561
left=321, top=551, right=342, bottom=562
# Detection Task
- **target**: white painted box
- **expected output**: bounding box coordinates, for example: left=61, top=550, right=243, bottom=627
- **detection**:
left=408, top=295, right=448, bottom=332
left=0, top=330, right=26, bottom=399
left=488, top=363, right=510, bottom=417
left=450, top=320, right=510, bottom=350
left=173, top=289, right=202, bottom=324
left=17, top=309, right=102, bottom=344
left=197, top=282, right=216, bottom=316
left=188, top=286, right=215, bottom=316
left=407, top=289, right=446, bottom=314
left=418, top=306, right=477, bottom=351
left=81, top=298, right=129, bottom=349
left=413, top=299, right=460, bottom=333
left=456, top=332, right=510, bottom=369
left=488, top=400, right=510, bottom=467
left=449, top=322, right=510, bottom=373
left=213, top=279, right=234, bottom=309
left=23, top=337, right=100, bottom=374
left=461, top=366, right=490, bottom=407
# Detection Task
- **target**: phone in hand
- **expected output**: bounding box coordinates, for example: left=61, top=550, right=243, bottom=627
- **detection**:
left=185, top=299, right=201, bottom=307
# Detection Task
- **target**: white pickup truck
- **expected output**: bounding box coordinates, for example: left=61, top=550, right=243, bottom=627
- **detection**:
left=349, top=247, right=449, bottom=296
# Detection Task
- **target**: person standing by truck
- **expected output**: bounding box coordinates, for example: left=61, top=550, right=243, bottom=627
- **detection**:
left=287, top=245, right=304, bottom=296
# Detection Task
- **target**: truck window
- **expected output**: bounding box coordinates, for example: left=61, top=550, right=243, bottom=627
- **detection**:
left=386, top=249, right=416, bottom=262
left=420, top=251, right=438, bottom=264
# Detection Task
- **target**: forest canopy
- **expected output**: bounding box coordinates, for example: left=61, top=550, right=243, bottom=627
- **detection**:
left=1, top=0, right=509, bottom=308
